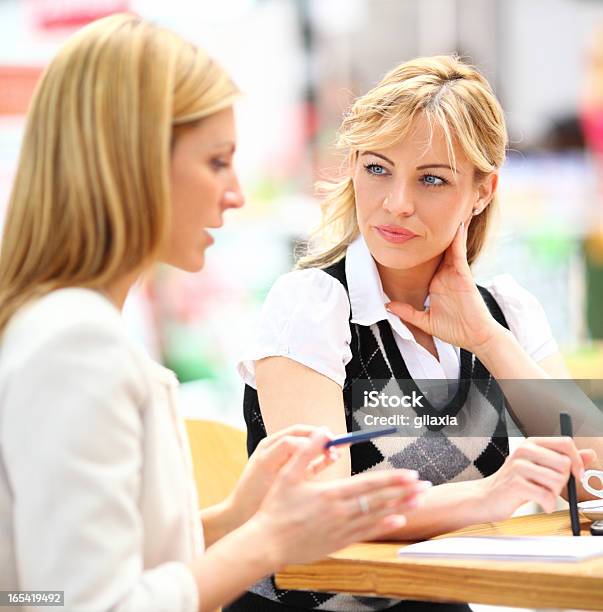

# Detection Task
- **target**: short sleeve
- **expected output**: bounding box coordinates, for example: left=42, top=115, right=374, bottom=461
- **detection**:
left=238, top=269, right=352, bottom=388
left=1, top=320, right=199, bottom=612
left=483, top=274, right=559, bottom=363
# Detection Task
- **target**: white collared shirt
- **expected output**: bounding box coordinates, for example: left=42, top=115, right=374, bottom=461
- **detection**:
left=238, top=235, right=558, bottom=389
left=0, top=289, right=202, bottom=611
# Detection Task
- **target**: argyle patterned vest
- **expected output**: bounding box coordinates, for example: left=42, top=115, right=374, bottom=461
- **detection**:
left=241, top=257, right=514, bottom=611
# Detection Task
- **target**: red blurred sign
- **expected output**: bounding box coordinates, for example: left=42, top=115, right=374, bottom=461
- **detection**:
left=0, top=66, right=43, bottom=115
left=28, top=0, right=130, bottom=30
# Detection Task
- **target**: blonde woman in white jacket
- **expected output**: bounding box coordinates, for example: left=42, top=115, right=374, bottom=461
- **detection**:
left=0, top=14, right=428, bottom=612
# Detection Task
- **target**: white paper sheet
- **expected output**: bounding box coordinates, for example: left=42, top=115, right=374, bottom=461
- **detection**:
left=397, top=536, right=603, bottom=562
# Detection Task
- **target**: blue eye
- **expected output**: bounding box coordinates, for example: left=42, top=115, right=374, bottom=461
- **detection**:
left=420, top=173, right=447, bottom=187
left=364, top=163, right=389, bottom=176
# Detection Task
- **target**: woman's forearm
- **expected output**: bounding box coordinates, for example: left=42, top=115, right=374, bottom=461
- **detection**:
left=375, top=478, right=490, bottom=540
left=473, top=328, right=603, bottom=490
left=189, top=517, right=276, bottom=612
left=471, top=326, right=549, bottom=380
left=199, top=499, right=239, bottom=547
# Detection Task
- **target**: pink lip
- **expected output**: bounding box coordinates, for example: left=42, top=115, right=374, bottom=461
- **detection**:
left=375, top=225, right=418, bottom=244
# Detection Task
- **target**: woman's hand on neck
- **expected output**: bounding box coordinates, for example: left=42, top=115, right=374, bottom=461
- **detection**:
left=384, top=222, right=502, bottom=352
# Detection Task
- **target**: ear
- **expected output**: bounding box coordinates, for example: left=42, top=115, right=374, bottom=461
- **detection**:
left=474, top=172, right=498, bottom=215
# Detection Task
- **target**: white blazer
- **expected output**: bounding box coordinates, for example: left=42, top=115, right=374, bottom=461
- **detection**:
left=0, top=289, right=203, bottom=611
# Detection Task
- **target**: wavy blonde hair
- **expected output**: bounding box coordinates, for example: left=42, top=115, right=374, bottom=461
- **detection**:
left=298, top=55, right=508, bottom=270
left=0, top=13, right=238, bottom=335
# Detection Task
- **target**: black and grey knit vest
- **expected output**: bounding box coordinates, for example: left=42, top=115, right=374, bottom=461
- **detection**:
left=240, top=258, right=514, bottom=612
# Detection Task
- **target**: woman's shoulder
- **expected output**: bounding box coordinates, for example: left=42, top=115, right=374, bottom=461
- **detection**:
left=4, top=287, right=121, bottom=341
left=479, top=274, right=558, bottom=362
left=264, top=266, right=350, bottom=316
left=238, top=266, right=353, bottom=389
left=270, top=265, right=348, bottom=293
left=1, top=288, right=145, bottom=381
left=479, top=273, right=547, bottom=318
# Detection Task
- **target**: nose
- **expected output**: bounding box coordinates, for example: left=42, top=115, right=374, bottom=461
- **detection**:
left=223, top=176, right=245, bottom=210
left=382, top=182, right=414, bottom=217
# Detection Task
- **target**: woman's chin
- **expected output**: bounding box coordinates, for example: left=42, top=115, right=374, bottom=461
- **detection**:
left=369, top=245, right=425, bottom=271
left=164, top=252, right=206, bottom=273
left=186, top=253, right=206, bottom=273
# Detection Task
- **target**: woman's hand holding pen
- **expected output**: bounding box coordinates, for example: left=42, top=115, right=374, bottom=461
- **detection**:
left=220, top=425, right=428, bottom=548
left=476, top=437, right=596, bottom=520
left=385, top=220, right=503, bottom=354
left=247, top=429, right=430, bottom=567
left=221, top=424, right=340, bottom=532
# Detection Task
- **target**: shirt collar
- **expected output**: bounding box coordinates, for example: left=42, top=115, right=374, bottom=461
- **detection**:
left=345, top=234, right=428, bottom=342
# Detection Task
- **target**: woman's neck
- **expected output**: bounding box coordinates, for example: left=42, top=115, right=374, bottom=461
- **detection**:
left=100, top=271, right=140, bottom=310
left=376, top=254, right=442, bottom=311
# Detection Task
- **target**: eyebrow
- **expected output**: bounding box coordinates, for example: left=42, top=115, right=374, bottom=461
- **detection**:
left=416, top=163, right=458, bottom=173
left=210, top=141, right=236, bottom=152
left=361, top=151, right=458, bottom=173
left=361, top=151, right=394, bottom=165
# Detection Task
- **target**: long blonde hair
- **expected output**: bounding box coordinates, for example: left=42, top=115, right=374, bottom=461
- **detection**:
left=0, top=13, right=238, bottom=334
left=298, top=55, right=507, bottom=270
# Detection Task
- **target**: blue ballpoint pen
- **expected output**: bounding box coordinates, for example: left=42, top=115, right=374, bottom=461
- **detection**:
left=325, top=426, right=399, bottom=448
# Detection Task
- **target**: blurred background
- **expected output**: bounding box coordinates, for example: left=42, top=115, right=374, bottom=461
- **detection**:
left=2, top=0, right=603, bottom=427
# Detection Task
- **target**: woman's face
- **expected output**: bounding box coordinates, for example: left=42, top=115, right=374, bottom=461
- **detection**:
left=352, top=112, right=496, bottom=271
left=167, top=106, right=244, bottom=272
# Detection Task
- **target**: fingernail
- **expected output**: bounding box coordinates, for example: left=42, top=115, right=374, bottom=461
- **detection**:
left=385, top=303, right=392, bottom=312
left=404, top=470, right=419, bottom=480
left=329, top=449, right=340, bottom=462
left=417, top=481, right=432, bottom=489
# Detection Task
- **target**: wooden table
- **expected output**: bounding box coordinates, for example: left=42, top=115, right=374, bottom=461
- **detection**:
left=276, top=511, right=603, bottom=610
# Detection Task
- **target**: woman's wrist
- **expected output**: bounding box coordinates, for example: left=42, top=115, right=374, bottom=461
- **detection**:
left=444, top=477, right=497, bottom=527
left=469, top=474, right=500, bottom=523
left=241, top=512, right=286, bottom=572
left=188, top=513, right=280, bottom=611
left=468, top=323, right=513, bottom=366
left=200, top=498, right=241, bottom=547
left=220, top=495, right=242, bottom=533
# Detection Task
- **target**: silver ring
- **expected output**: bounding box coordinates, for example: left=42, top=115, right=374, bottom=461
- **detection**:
left=357, top=495, right=369, bottom=515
